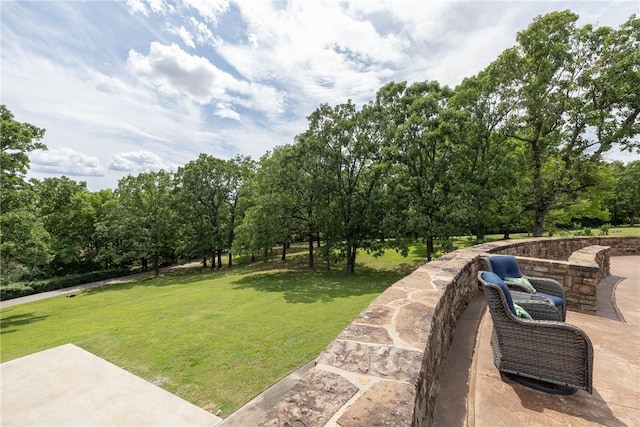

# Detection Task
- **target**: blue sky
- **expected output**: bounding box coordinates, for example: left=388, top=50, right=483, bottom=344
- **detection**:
left=2, top=0, right=639, bottom=190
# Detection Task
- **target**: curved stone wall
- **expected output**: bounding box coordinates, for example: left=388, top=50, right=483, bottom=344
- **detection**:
left=260, top=236, right=640, bottom=427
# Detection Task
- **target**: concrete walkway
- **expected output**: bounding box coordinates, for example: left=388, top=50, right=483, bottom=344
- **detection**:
left=0, top=344, right=222, bottom=426
left=0, top=262, right=201, bottom=309
left=470, top=256, right=640, bottom=426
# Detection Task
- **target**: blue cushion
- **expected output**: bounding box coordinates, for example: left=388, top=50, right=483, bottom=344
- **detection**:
left=534, top=292, right=564, bottom=307
left=481, top=271, right=516, bottom=316
left=489, top=255, right=523, bottom=279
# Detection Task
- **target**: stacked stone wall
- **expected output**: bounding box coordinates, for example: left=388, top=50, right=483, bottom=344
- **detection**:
left=260, top=237, right=639, bottom=427
left=493, top=236, right=640, bottom=259
left=510, top=245, right=610, bottom=313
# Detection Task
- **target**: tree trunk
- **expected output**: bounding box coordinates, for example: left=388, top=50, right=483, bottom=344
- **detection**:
left=308, top=234, right=314, bottom=268
left=426, top=236, right=434, bottom=262
left=630, top=213, right=636, bottom=227
left=211, top=252, right=216, bottom=269
left=281, top=243, right=287, bottom=261
left=228, top=252, right=233, bottom=267
left=217, top=250, right=222, bottom=269
left=154, top=255, right=160, bottom=277
left=346, top=244, right=356, bottom=274
left=532, top=139, right=545, bottom=237
left=202, top=257, right=207, bottom=268
left=533, top=207, right=545, bottom=237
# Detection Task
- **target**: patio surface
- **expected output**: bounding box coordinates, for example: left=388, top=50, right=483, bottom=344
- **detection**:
left=469, top=255, right=640, bottom=427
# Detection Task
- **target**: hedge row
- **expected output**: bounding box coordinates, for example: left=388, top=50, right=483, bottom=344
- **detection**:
left=0, top=269, right=132, bottom=301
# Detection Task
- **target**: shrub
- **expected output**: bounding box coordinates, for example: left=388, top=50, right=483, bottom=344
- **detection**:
left=0, top=269, right=131, bottom=301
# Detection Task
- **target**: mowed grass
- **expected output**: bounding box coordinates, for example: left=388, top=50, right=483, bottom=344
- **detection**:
left=0, top=248, right=425, bottom=417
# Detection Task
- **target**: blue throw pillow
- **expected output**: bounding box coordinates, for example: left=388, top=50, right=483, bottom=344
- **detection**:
left=534, top=292, right=564, bottom=307
left=481, top=271, right=516, bottom=316
left=489, top=255, right=523, bottom=280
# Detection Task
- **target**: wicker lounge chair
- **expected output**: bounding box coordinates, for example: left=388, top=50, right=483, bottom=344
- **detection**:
left=482, top=255, right=566, bottom=320
left=479, top=271, right=593, bottom=394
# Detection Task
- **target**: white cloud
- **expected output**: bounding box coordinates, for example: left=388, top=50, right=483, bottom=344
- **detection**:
left=189, top=16, right=220, bottom=46
left=168, top=24, right=195, bottom=49
left=182, top=0, right=229, bottom=24
left=126, top=0, right=171, bottom=16
left=30, top=148, right=106, bottom=177
left=127, top=42, right=231, bottom=102
left=127, top=42, right=284, bottom=115
left=108, top=151, right=169, bottom=172
left=214, top=0, right=413, bottom=110
left=214, top=103, right=241, bottom=121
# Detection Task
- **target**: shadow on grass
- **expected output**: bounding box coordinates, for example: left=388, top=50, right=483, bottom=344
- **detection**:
left=80, top=253, right=421, bottom=304
left=230, top=264, right=415, bottom=304
left=1, top=312, right=49, bottom=334
left=81, top=255, right=316, bottom=295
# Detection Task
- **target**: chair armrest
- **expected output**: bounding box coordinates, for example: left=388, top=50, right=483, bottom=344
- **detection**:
left=511, top=291, right=562, bottom=321
left=528, top=277, right=565, bottom=298
left=506, top=282, right=533, bottom=293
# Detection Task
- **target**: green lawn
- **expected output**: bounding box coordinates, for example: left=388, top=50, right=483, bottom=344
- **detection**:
left=0, top=248, right=424, bottom=417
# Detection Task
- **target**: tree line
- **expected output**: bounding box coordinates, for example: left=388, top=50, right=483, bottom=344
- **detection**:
left=2, top=11, right=639, bottom=281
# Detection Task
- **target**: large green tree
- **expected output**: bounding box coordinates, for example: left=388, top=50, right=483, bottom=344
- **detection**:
left=375, top=81, right=455, bottom=260
left=0, top=105, right=51, bottom=281
left=447, top=69, right=527, bottom=241
left=299, top=101, right=388, bottom=273
left=495, top=11, right=640, bottom=236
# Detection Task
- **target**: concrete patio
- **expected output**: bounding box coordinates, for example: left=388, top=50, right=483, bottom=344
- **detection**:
left=0, top=344, right=223, bottom=427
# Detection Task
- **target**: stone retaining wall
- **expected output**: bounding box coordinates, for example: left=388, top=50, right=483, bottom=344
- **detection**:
left=510, top=245, right=611, bottom=313
left=490, top=236, right=640, bottom=260
left=260, top=237, right=640, bottom=427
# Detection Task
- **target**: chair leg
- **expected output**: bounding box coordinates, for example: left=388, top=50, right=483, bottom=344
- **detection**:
left=503, top=373, right=578, bottom=395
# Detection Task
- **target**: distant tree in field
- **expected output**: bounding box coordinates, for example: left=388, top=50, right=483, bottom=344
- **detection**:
left=175, top=154, right=253, bottom=269
left=234, top=147, right=299, bottom=262
left=224, top=155, right=255, bottom=266
left=176, top=155, right=231, bottom=268
left=114, top=171, right=178, bottom=276
left=32, top=177, right=98, bottom=274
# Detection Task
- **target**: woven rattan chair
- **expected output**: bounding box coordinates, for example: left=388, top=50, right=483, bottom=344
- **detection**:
left=482, top=255, right=566, bottom=320
left=479, top=271, right=593, bottom=394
